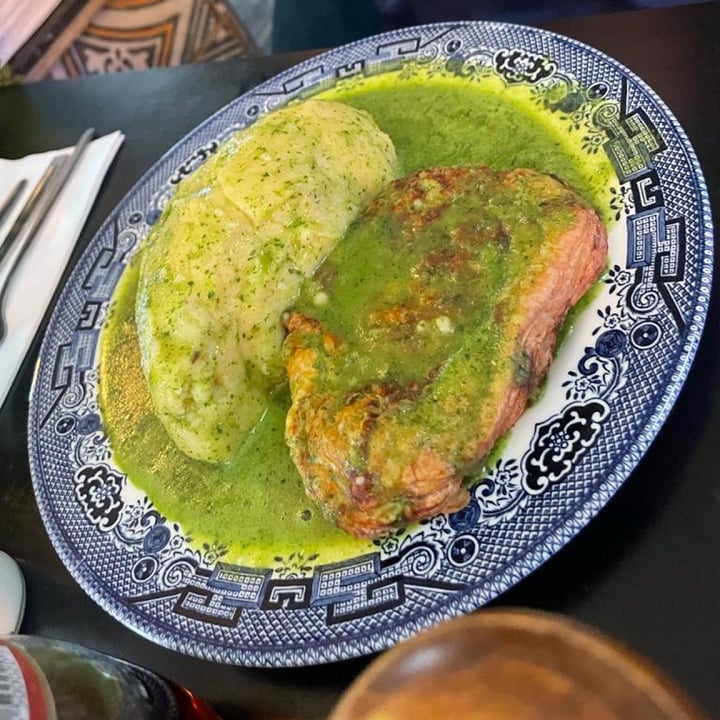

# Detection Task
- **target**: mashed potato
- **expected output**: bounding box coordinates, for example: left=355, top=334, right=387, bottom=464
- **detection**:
left=136, top=99, right=398, bottom=463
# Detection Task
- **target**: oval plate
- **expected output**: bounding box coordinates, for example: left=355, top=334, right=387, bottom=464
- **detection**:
left=28, top=22, right=712, bottom=666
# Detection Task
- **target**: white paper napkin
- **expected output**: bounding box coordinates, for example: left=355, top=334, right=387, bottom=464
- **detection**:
left=0, top=131, right=124, bottom=408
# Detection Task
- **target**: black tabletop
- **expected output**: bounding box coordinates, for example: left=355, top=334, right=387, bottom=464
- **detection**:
left=1, top=4, right=718, bottom=719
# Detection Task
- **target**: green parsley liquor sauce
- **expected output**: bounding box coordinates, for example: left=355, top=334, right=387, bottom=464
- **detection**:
left=99, top=68, right=615, bottom=566
left=100, top=260, right=370, bottom=565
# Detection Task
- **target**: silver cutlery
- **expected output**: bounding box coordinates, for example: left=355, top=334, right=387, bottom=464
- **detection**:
left=0, top=179, right=27, bottom=236
left=0, top=128, right=94, bottom=342
left=0, top=160, right=63, bottom=267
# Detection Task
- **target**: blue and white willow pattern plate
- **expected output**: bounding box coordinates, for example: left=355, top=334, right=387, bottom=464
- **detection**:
left=28, top=22, right=712, bottom=666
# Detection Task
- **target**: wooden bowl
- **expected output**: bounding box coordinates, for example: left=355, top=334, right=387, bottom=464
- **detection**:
left=330, top=609, right=708, bottom=720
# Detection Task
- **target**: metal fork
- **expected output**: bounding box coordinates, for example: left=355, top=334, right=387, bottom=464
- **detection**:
left=0, top=128, right=94, bottom=343
left=0, top=179, right=27, bottom=238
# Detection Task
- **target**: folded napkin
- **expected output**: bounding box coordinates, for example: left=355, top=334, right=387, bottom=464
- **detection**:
left=0, top=131, right=124, bottom=408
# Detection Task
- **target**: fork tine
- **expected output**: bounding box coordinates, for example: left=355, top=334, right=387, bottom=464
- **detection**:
left=0, top=179, right=28, bottom=234
left=0, top=161, right=64, bottom=267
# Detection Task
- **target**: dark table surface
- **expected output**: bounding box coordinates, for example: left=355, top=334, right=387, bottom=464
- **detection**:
left=1, top=3, right=719, bottom=719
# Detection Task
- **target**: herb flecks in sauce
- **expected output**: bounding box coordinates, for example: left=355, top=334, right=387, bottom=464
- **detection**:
left=318, top=68, right=616, bottom=225
left=99, top=66, right=616, bottom=566
left=101, top=260, right=369, bottom=566
left=135, top=100, right=397, bottom=464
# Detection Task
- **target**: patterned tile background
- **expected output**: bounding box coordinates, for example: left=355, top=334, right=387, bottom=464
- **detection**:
left=49, top=0, right=258, bottom=79
left=3, top=0, right=710, bottom=81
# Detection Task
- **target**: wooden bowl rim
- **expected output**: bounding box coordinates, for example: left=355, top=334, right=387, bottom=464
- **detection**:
left=330, top=608, right=709, bottom=720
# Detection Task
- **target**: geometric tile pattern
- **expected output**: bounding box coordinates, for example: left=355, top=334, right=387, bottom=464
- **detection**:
left=50, top=0, right=254, bottom=80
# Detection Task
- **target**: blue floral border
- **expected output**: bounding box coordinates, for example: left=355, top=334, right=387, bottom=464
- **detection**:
left=27, top=21, right=713, bottom=666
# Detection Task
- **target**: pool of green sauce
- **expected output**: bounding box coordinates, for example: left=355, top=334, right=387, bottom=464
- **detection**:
left=101, top=261, right=370, bottom=564
left=99, top=67, right=616, bottom=567
left=318, top=69, right=615, bottom=223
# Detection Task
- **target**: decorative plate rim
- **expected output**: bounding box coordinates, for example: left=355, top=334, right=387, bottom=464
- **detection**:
left=28, top=20, right=713, bottom=666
